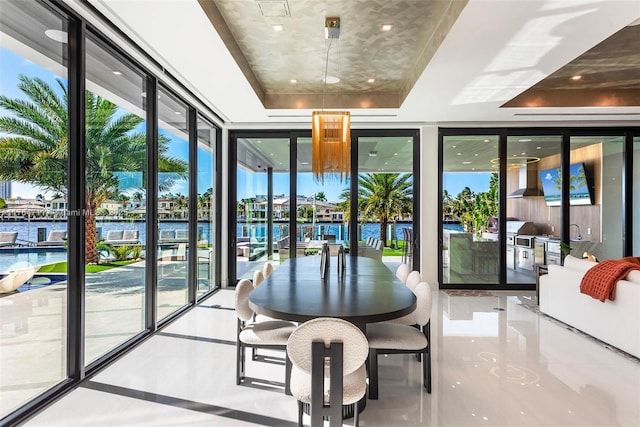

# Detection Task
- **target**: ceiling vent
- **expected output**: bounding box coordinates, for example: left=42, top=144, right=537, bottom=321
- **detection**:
left=256, top=0, right=290, bottom=18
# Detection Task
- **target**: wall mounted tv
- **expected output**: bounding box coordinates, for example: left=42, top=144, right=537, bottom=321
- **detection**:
left=538, top=163, right=593, bottom=206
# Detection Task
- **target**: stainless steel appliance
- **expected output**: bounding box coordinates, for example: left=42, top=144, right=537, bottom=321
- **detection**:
left=546, top=240, right=562, bottom=265
left=505, top=221, right=538, bottom=271
left=515, top=235, right=536, bottom=271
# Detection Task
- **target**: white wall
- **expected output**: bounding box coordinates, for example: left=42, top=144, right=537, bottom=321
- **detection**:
left=420, top=126, right=440, bottom=286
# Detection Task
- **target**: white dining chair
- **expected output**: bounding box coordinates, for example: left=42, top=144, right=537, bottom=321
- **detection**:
left=287, top=317, right=369, bottom=427
left=252, top=270, right=265, bottom=287
left=395, top=263, right=410, bottom=283
left=235, top=279, right=296, bottom=392
left=366, top=281, right=432, bottom=399
left=262, top=261, right=274, bottom=278
left=405, top=270, right=422, bottom=291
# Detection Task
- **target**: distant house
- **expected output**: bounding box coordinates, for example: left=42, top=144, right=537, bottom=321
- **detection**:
left=99, top=199, right=123, bottom=215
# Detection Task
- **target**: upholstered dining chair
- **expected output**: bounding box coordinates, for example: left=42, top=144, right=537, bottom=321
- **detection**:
left=405, top=270, right=422, bottom=291
left=395, top=263, right=411, bottom=284
left=262, top=262, right=274, bottom=278
left=287, top=317, right=369, bottom=427
left=235, top=279, right=296, bottom=393
left=253, top=270, right=265, bottom=287
left=366, top=281, right=432, bottom=400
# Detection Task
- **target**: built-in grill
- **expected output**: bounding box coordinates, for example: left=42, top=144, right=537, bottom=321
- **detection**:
left=506, top=221, right=538, bottom=271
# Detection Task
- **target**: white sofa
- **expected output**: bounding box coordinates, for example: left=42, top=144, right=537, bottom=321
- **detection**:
left=539, top=255, right=640, bottom=358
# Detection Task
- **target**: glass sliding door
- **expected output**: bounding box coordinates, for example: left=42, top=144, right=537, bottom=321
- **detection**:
left=506, top=136, right=561, bottom=284
left=570, top=136, right=624, bottom=260
left=442, top=135, right=500, bottom=285
left=236, top=137, right=288, bottom=279
left=156, top=86, right=190, bottom=320
left=356, top=135, right=414, bottom=270
left=84, top=33, right=148, bottom=364
left=0, top=1, right=69, bottom=415
left=196, top=115, right=216, bottom=296
left=296, top=136, right=347, bottom=256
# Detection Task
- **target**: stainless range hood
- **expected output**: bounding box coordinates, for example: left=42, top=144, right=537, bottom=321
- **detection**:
left=507, top=163, right=542, bottom=198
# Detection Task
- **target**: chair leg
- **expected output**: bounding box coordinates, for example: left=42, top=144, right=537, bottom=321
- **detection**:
left=236, top=339, right=242, bottom=385
left=368, top=349, right=379, bottom=400
left=354, top=400, right=360, bottom=427
left=423, top=348, right=431, bottom=393
left=297, top=400, right=304, bottom=427
left=285, top=353, right=292, bottom=395
left=238, top=343, right=246, bottom=385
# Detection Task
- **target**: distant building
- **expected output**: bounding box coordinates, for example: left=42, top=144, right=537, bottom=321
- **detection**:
left=0, top=181, right=10, bottom=199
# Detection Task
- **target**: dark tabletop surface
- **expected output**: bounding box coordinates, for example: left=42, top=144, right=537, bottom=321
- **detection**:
left=248, top=255, right=416, bottom=325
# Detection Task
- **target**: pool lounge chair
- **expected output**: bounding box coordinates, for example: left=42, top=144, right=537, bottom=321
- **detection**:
left=0, top=264, right=36, bottom=293
left=36, top=230, right=67, bottom=246
left=104, top=230, right=139, bottom=246
left=0, top=231, right=18, bottom=247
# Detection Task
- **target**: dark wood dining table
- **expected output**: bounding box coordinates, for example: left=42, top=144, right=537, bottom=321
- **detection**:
left=248, top=255, right=416, bottom=330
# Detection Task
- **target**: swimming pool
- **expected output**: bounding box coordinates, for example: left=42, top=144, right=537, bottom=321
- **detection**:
left=0, top=248, right=67, bottom=273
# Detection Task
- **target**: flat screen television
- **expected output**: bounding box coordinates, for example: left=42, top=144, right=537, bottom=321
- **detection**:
left=538, top=163, right=593, bottom=206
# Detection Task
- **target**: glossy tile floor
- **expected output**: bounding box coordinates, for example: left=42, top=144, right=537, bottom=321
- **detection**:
left=24, top=287, right=640, bottom=426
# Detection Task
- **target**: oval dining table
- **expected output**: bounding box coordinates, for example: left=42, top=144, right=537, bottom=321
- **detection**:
left=248, top=254, right=416, bottom=331
left=248, top=254, right=416, bottom=419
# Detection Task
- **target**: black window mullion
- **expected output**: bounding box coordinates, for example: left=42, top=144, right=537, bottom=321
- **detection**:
left=146, top=76, right=158, bottom=330
left=188, top=106, right=197, bottom=304
left=66, top=16, right=86, bottom=381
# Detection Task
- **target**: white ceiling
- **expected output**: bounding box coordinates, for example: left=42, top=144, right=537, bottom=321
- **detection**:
left=86, top=0, right=640, bottom=127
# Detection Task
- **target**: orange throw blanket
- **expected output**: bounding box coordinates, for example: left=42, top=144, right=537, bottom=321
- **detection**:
left=580, top=260, right=640, bottom=302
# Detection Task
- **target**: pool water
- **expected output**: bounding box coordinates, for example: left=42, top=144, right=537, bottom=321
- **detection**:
left=0, top=250, right=67, bottom=273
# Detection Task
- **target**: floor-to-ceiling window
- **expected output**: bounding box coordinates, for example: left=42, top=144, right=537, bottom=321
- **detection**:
left=230, top=130, right=419, bottom=284
left=196, top=115, right=216, bottom=296
left=235, top=137, right=272, bottom=279
left=0, top=1, right=221, bottom=422
left=84, top=32, right=149, bottom=364
left=356, top=134, right=415, bottom=267
left=442, top=135, right=500, bottom=285
left=506, top=135, right=562, bottom=284
left=441, top=129, right=639, bottom=290
left=156, top=85, right=190, bottom=320
left=569, top=136, right=624, bottom=260
left=0, top=0, right=69, bottom=416
left=296, top=136, right=348, bottom=249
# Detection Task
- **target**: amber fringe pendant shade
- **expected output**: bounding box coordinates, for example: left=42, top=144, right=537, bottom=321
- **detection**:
left=311, top=111, right=350, bottom=184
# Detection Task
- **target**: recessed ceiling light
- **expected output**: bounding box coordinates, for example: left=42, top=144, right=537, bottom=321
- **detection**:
left=112, top=70, right=123, bottom=76
left=536, top=146, right=541, bottom=149
left=571, top=75, right=582, bottom=81
left=367, top=78, right=375, bottom=83
left=462, top=161, right=472, bottom=165
left=369, top=150, right=378, bottom=157
left=519, top=138, right=532, bottom=142
left=273, top=24, right=284, bottom=32
left=456, top=152, right=462, bottom=156
left=521, top=152, right=526, bottom=155
left=301, top=161, right=309, bottom=165
left=325, top=76, right=340, bottom=84
left=256, top=140, right=262, bottom=143
left=44, top=29, right=67, bottom=43
left=381, top=24, right=393, bottom=31
left=393, top=153, right=398, bottom=156
left=483, top=139, right=490, bottom=143
left=451, top=145, right=457, bottom=148
left=290, top=79, right=297, bottom=84
left=474, top=153, right=479, bottom=156
left=174, top=111, right=182, bottom=115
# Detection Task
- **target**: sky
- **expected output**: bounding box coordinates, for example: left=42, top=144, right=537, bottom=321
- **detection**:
left=443, top=172, right=492, bottom=197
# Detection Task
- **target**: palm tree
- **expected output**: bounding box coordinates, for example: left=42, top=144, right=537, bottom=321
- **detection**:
left=341, top=173, right=413, bottom=245
left=0, top=75, right=187, bottom=264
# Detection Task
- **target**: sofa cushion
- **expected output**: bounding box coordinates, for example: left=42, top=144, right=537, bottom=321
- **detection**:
left=626, top=270, right=640, bottom=284
left=563, top=255, right=596, bottom=274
